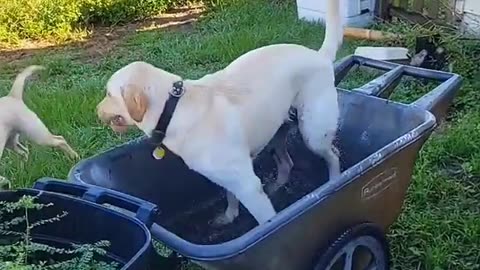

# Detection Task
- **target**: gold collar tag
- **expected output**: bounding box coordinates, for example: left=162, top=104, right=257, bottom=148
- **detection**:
left=152, top=147, right=166, bottom=160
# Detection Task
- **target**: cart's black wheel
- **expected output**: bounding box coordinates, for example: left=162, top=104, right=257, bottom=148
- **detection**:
left=314, top=223, right=390, bottom=270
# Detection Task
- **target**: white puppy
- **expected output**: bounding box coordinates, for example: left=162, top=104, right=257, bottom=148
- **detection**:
left=0, top=66, right=79, bottom=186
left=97, top=0, right=343, bottom=226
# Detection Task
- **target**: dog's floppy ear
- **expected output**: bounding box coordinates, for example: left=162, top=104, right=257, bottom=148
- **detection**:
left=121, top=84, right=149, bottom=122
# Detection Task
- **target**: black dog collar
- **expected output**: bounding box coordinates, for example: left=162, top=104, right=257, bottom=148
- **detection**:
left=150, top=81, right=186, bottom=145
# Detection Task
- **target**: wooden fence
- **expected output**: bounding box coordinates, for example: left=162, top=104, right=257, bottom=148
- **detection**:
left=377, top=0, right=459, bottom=25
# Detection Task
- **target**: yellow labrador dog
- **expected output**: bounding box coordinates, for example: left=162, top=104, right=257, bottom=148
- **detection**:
left=0, top=66, right=79, bottom=186
left=97, top=0, right=343, bottom=226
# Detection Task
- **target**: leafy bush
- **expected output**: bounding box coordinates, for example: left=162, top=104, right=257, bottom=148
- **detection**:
left=0, top=0, right=218, bottom=43
left=80, top=0, right=171, bottom=25
left=0, top=0, right=82, bottom=43
left=0, top=195, right=119, bottom=270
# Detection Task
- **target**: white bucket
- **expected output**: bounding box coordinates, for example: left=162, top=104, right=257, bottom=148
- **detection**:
left=297, top=0, right=377, bottom=27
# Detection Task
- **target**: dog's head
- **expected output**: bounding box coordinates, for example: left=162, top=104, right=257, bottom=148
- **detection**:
left=96, top=83, right=147, bottom=133
left=97, top=61, right=179, bottom=134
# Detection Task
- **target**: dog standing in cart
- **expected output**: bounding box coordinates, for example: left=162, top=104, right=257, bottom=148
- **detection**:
left=96, top=0, right=344, bottom=226
left=73, top=56, right=462, bottom=270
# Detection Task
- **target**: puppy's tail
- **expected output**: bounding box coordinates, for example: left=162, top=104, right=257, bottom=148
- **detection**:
left=9, top=65, right=45, bottom=100
left=318, top=0, right=344, bottom=62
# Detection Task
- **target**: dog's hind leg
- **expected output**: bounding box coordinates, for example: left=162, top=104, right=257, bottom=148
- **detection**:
left=6, top=134, right=29, bottom=160
left=0, top=132, right=11, bottom=190
left=0, top=129, right=8, bottom=161
left=297, top=77, right=341, bottom=181
left=315, top=143, right=341, bottom=180
left=18, top=110, right=79, bottom=160
left=265, top=124, right=293, bottom=195
left=0, top=176, right=11, bottom=190
left=299, top=116, right=340, bottom=181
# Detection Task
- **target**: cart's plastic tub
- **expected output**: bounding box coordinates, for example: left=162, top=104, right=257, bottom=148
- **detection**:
left=68, top=55, right=462, bottom=270
left=0, top=180, right=158, bottom=270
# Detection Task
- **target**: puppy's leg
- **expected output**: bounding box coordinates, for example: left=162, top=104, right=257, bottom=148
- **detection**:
left=266, top=124, right=293, bottom=195
left=6, top=134, right=29, bottom=160
left=194, top=157, right=276, bottom=225
left=0, top=131, right=7, bottom=161
left=18, top=111, right=79, bottom=159
left=0, top=134, right=10, bottom=190
left=38, top=135, right=79, bottom=159
left=212, top=191, right=239, bottom=226
left=0, top=176, right=11, bottom=190
left=49, top=135, right=79, bottom=159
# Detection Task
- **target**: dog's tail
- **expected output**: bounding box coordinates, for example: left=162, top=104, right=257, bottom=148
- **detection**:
left=318, top=0, right=344, bottom=62
left=9, top=65, right=45, bottom=100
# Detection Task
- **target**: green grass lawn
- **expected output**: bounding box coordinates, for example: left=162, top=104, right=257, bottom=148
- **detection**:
left=0, top=0, right=479, bottom=269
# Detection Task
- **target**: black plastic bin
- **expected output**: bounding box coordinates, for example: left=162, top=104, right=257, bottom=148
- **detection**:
left=0, top=179, right=158, bottom=270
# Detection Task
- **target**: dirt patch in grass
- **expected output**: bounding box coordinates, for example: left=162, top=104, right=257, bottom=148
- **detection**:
left=0, top=6, right=204, bottom=65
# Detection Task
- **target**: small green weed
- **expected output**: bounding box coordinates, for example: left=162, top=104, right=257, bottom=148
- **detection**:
left=0, top=195, right=120, bottom=270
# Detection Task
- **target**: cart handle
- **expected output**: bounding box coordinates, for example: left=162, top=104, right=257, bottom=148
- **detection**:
left=33, top=178, right=158, bottom=228
left=334, top=55, right=463, bottom=121
left=411, top=74, right=462, bottom=121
